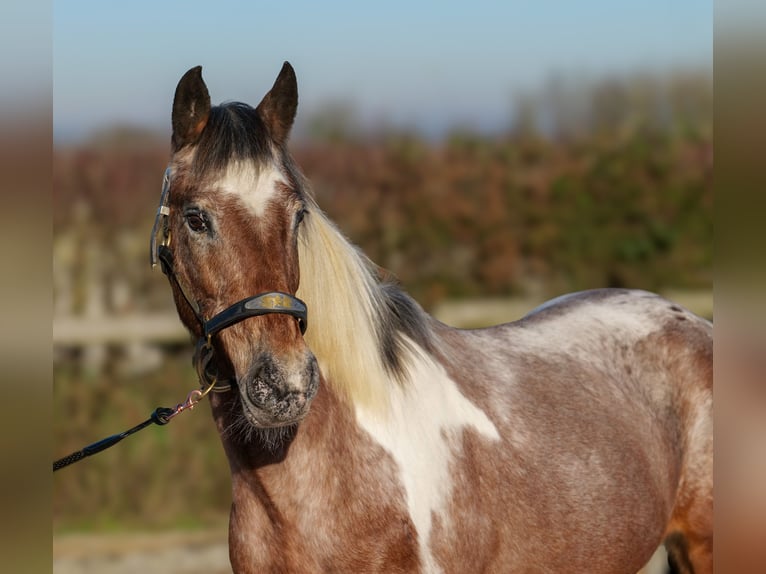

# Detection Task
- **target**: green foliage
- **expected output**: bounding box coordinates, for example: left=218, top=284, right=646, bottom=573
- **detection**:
left=297, top=123, right=711, bottom=303
left=53, top=120, right=711, bottom=308
left=53, top=71, right=712, bottom=306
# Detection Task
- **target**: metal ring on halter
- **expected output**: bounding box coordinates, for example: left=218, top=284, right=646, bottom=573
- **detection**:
left=194, top=337, right=232, bottom=393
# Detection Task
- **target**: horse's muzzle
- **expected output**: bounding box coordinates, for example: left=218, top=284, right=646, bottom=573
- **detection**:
left=239, top=353, right=320, bottom=427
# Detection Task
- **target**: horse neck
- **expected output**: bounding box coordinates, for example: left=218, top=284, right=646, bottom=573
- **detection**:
left=208, top=376, right=407, bottom=519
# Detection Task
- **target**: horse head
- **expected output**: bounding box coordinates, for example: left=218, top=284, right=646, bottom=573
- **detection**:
left=157, top=63, right=319, bottom=429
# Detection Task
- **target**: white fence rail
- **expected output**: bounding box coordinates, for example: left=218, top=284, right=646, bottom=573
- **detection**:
left=53, top=314, right=188, bottom=346
left=54, top=290, right=712, bottom=348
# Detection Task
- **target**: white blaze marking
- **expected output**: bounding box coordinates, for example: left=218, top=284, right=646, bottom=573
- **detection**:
left=217, top=161, right=286, bottom=218
left=355, top=341, right=499, bottom=573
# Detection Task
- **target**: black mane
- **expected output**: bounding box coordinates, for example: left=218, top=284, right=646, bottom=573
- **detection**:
left=191, top=102, right=273, bottom=176
left=379, top=282, right=437, bottom=377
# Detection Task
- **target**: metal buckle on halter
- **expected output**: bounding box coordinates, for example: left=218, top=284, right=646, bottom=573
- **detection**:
left=149, top=166, right=203, bottom=318
left=150, top=167, right=172, bottom=270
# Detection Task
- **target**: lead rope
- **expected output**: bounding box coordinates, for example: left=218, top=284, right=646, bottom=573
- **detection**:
left=53, top=341, right=222, bottom=472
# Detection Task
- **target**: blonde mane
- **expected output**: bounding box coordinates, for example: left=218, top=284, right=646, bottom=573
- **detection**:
left=296, top=202, right=425, bottom=411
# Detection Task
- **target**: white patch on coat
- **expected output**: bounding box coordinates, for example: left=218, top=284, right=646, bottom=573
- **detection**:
left=217, top=161, right=286, bottom=218
left=355, top=340, right=500, bottom=573
left=520, top=291, right=669, bottom=358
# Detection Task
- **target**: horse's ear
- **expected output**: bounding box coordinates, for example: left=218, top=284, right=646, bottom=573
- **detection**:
left=172, top=66, right=211, bottom=150
left=256, top=61, right=298, bottom=145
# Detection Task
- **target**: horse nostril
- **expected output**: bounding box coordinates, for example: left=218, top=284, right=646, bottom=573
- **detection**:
left=246, top=357, right=279, bottom=405
left=243, top=353, right=319, bottom=411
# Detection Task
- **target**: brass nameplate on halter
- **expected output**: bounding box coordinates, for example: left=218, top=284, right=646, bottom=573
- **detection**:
left=248, top=294, right=294, bottom=310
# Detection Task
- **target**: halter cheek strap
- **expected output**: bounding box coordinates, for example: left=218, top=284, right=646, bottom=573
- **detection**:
left=157, top=244, right=204, bottom=321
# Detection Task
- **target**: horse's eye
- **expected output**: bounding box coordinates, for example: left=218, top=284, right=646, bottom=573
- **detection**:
left=295, top=208, right=306, bottom=227
left=185, top=210, right=208, bottom=233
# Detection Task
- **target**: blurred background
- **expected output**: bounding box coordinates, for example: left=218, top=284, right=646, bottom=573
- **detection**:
left=52, top=1, right=712, bottom=571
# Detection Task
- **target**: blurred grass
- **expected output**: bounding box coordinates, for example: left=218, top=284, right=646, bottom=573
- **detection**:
left=53, top=355, right=231, bottom=533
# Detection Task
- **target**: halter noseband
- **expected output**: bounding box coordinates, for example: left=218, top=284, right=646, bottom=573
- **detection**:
left=150, top=167, right=308, bottom=390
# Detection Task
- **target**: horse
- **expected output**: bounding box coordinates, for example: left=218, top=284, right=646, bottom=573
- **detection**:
left=151, top=62, right=712, bottom=574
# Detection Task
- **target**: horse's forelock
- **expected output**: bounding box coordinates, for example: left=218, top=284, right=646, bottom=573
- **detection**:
left=188, top=102, right=274, bottom=178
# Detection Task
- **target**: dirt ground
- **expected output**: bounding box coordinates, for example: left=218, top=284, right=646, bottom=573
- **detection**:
left=53, top=530, right=232, bottom=574
left=53, top=530, right=669, bottom=573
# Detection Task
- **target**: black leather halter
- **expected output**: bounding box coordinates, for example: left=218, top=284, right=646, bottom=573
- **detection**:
left=150, top=167, right=308, bottom=389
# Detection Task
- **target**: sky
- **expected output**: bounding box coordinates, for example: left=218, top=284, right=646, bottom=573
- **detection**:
left=52, top=0, right=712, bottom=142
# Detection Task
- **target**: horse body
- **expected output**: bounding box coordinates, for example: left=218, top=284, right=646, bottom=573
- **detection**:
left=210, top=286, right=711, bottom=573
left=157, top=63, right=713, bottom=573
